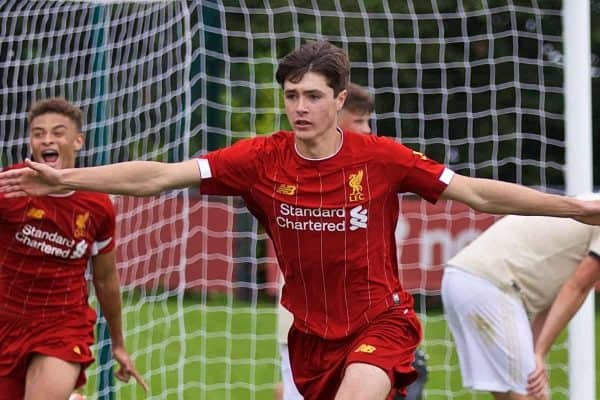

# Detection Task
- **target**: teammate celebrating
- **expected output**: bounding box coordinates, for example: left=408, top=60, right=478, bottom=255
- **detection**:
left=2, top=42, right=600, bottom=400
left=0, top=98, right=146, bottom=399
left=442, top=198, right=600, bottom=400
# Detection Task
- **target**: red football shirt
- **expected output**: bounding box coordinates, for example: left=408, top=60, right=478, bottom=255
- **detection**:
left=199, top=130, right=453, bottom=339
left=0, top=166, right=116, bottom=320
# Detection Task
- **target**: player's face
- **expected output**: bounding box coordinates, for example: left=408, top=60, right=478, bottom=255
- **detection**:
left=29, top=113, right=83, bottom=170
left=338, top=109, right=371, bottom=134
left=283, top=71, right=346, bottom=143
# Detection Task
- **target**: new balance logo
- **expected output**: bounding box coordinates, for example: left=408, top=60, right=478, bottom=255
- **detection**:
left=349, top=205, right=368, bottom=231
left=26, top=207, right=45, bottom=220
left=276, top=184, right=296, bottom=196
left=354, top=344, right=376, bottom=353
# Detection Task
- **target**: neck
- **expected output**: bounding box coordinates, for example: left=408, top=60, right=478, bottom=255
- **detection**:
left=294, top=127, right=342, bottom=160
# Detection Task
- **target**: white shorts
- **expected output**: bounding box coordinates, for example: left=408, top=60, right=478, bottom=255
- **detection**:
left=441, top=267, right=535, bottom=394
left=279, top=343, right=303, bottom=399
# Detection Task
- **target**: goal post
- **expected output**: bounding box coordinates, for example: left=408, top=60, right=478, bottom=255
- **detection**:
left=0, top=1, right=596, bottom=399
left=90, top=4, right=114, bottom=399
left=563, top=1, right=596, bottom=399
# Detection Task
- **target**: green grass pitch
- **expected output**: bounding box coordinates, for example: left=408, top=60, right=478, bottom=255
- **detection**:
left=83, top=293, right=600, bottom=399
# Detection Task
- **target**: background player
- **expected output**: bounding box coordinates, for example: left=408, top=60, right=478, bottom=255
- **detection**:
left=0, top=98, right=146, bottom=399
left=3, top=42, right=600, bottom=400
left=337, top=83, right=373, bottom=135
left=442, top=196, right=600, bottom=399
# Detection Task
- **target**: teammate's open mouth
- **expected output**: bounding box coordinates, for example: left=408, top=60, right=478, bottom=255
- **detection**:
left=41, top=150, right=59, bottom=163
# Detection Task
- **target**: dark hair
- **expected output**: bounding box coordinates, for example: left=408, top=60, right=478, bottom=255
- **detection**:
left=343, top=83, right=374, bottom=114
left=276, top=41, right=349, bottom=96
left=28, top=97, right=84, bottom=131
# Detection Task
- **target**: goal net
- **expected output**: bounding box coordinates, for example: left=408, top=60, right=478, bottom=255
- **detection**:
left=0, top=1, right=591, bottom=399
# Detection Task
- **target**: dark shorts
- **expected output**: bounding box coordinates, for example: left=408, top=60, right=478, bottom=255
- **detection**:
left=0, top=308, right=96, bottom=399
left=288, top=305, right=422, bottom=400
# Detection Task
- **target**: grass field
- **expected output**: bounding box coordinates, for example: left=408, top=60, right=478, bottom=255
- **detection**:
left=83, top=293, right=600, bottom=399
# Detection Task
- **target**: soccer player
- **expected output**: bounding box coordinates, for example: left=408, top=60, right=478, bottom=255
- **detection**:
left=0, top=98, right=146, bottom=399
left=441, top=199, right=600, bottom=400
left=2, top=41, right=600, bottom=400
left=274, top=83, right=428, bottom=400
left=275, top=83, right=376, bottom=400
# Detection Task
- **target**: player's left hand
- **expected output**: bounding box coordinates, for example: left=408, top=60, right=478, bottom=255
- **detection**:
left=527, top=353, right=548, bottom=399
left=113, top=345, right=149, bottom=392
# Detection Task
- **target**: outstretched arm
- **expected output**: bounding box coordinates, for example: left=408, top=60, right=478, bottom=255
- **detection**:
left=526, top=253, right=600, bottom=397
left=0, top=159, right=201, bottom=197
left=92, top=250, right=148, bottom=392
left=441, top=174, right=600, bottom=224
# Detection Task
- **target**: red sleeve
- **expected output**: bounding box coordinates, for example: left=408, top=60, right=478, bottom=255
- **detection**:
left=379, top=137, right=449, bottom=203
left=2, top=162, right=26, bottom=172
left=199, top=137, right=264, bottom=196
left=94, top=196, right=116, bottom=255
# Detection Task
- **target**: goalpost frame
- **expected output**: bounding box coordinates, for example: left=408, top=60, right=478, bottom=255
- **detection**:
left=89, top=4, right=115, bottom=400
left=563, top=1, right=596, bottom=399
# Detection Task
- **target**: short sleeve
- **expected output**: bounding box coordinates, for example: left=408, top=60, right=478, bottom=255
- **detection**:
left=379, top=137, right=453, bottom=203
left=199, top=137, right=263, bottom=196
left=93, top=197, right=116, bottom=255
left=589, top=227, right=600, bottom=256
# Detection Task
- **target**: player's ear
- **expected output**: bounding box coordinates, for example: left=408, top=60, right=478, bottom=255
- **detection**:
left=73, top=132, right=84, bottom=152
left=336, top=89, right=348, bottom=111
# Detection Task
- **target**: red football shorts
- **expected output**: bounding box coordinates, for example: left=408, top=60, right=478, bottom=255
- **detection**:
left=288, top=305, right=422, bottom=400
left=0, top=307, right=96, bottom=399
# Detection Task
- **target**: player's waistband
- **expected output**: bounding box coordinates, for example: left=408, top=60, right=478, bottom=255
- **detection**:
left=294, top=290, right=412, bottom=340
left=444, top=265, right=523, bottom=303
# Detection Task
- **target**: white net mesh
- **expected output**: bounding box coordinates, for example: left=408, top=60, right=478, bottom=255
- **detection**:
left=1, top=1, right=585, bottom=399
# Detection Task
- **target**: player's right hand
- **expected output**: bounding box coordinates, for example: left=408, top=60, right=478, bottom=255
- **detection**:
left=0, top=159, right=65, bottom=197
left=527, top=353, right=548, bottom=399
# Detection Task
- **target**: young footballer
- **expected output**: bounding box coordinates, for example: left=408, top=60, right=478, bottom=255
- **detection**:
left=0, top=98, right=146, bottom=399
